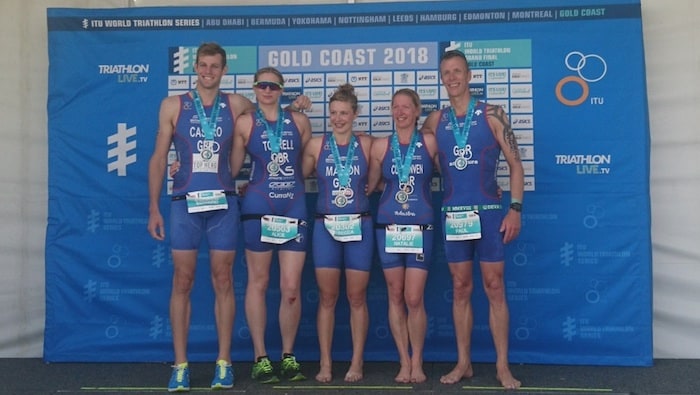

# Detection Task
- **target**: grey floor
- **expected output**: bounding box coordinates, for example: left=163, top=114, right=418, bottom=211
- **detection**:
left=1, top=358, right=698, bottom=394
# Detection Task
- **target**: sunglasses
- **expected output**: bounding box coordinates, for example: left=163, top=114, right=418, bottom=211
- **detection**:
left=253, top=81, right=284, bottom=91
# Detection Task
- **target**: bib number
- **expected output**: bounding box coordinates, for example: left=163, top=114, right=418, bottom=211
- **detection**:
left=261, top=215, right=299, bottom=244
left=385, top=224, right=423, bottom=254
left=186, top=190, right=228, bottom=213
left=323, top=214, right=362, bottom=242
left=445, top=211, right=482, bottom=241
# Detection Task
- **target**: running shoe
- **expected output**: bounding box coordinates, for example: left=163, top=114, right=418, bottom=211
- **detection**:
left=251, top=356, right=280, bottom=384
left=211, top=359, right=234, bottom=389
left=168, top=362, right=190, bottom=392
left=280, top=354, right=306, bottom=381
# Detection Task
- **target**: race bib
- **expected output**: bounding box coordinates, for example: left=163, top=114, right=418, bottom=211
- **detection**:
left=186, top=190, right=228, bottom=213
left=385, top=224, right=423, bottom=254
left=445, top=210, right=482, bottom=241
left=260, top=215, right=299, bottom=244
left=323, top=214, right=362, bottom=242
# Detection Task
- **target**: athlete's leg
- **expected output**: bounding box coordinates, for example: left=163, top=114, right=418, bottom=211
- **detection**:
left=383, top=266, right=411, bottom=383
left=440, top=260, right=475, bottom=384
left=245, top=249, right=273, bottom=359
left=315, top=267, right=340, bottom=383
left=404, top=267, right=428, bottom=383
left=344, top=268, right=370, bottom=382
left=209, top=249, right=236, bottom=363
left=481, top=261, right=520, bottom=389
left=170, top=249, right=198, bottom=364
left=278, top=250, right=306, bottom=355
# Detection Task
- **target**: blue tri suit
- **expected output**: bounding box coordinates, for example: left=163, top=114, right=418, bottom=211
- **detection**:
left=434, top=101, right=505, bottom=263
left=375, top=132, right=434, bottom=270
left=240, top=109, right=308, bottom=252
left=312, top=134, right=374, bottom=271
left=169, top=91, right=239, bottom=251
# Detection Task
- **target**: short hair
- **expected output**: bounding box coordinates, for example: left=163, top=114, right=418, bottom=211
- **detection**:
left=196, top=42, right=227, bottom=67
left=329, top=83, right=359, bottom=114
left=254, top=67, right=284, bottom=85
left=440, top=49, right=470, bottom=71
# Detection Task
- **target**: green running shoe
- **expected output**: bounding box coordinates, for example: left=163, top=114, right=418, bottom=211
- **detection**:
left=251, top=356, right=279, bottom=384
left=280, top=354, right=306, bottom=382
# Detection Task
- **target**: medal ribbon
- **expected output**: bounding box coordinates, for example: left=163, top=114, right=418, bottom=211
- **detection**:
left=192, top=90, right=221, bottom=141
left=448, top=97, right=477, bottom=149
left=390, top=129, right=419, bottom=185
left=256, top=107, right=285, bottom=154
left=329, top=133, right=357, bottom=188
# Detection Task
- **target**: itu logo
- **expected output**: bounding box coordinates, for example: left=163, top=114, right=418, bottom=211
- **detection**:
left=107, top=123, right=137, bottom=176
left=169, top=46, right=194, bottom=75
left=555, top=51, right=607, bottom=106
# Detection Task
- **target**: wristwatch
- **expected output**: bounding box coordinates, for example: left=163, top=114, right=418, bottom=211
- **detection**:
left=509, top=202, right=522, bottom=212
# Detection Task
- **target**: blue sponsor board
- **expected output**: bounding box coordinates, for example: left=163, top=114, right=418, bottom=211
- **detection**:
left=46, top=0, right=650, bottom=366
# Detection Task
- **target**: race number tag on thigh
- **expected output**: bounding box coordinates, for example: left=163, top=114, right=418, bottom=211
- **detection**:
left=385, top=224, right=423, bottom=254
left=323, top=214, right=362, bottom=242
left=445, top=210, right=482, bottom=241
left=185, top=190, right=228, bottom=213
left=260, top=215, right=299, bottom=244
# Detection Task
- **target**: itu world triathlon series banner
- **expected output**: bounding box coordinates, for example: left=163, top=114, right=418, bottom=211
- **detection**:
left=45, top=0, right=652, bottom=365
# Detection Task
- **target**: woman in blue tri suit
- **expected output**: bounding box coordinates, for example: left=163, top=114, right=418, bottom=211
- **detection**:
left=367, top=88, right=439, bottom=384
left=302, top=83, right=374, bottom=383
left=230, top=67, right=311, bottom=384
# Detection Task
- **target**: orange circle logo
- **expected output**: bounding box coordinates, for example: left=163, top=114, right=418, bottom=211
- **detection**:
left=555, top=75, right=589, bottom=106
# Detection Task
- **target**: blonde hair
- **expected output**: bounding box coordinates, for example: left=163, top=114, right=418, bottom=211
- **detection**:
left=392, top=88, right=422, bottom=125
left=254, top=67, right=284, bottom=85
left=329, top=83, right=359, bottom=114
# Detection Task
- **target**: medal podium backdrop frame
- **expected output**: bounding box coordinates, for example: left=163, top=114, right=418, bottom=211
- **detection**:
left=46, top=0, right=652, bottom=365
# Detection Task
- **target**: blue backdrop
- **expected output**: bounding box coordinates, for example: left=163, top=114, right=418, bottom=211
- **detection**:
left=45, top=0, right=652, bottom=365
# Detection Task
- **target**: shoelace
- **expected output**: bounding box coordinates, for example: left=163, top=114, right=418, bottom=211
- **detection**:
left=283, top=357, right=300, bottom=370
left=259, top=359, right=274, bottom=373
left=216, top=363, right=229, bottom=379
left=173, top=365, right=187, bottom=382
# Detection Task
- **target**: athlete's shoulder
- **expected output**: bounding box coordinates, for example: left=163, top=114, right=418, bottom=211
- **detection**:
left=224, top=93, right=254, bottom=116
left=370, top=135, right=390, bottom=154
left=159, top=94, right=184, bottom=121
left=306, top=134, right=324, bottom=150
left=422, top=107, right=447, bottom=133
left=356, top=133, right=373, bottom=146
left=161, top=92, right=184, bottom=106
left=234, top=110, right=255, bottom=136
left=484, top=102, right=506, bottom=116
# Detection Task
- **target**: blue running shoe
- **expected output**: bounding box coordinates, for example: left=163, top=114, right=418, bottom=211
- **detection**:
left=168, top=362, right=190, bottom=392
left=211, top=360, right=234, bottom=389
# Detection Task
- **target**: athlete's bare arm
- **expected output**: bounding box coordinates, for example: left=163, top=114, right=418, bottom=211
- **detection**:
left=147, top=96, right=179, bottom=240
left=367, top=137, right=388, bottom=195
left=487, top=104, right=524, bottom=243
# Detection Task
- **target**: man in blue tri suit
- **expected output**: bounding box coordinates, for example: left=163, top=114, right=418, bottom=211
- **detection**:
left=422, top=49, right=525, bottom=390
left=147, top=42, right=246, bottom=392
